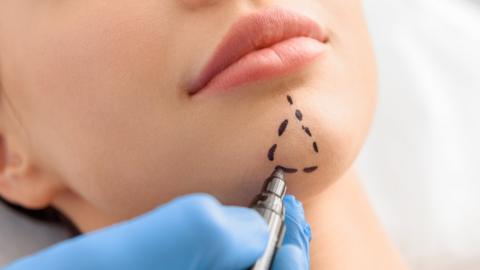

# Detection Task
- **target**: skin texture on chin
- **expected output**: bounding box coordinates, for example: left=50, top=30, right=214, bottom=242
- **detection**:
left=0, top=0, right=376, bottom=232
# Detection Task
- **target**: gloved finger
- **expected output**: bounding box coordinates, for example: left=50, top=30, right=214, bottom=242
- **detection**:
left=2, top=193, right=270, bottom=270
left=279, top=194, right=312, bottom=268
left=152, top=193, right=270, bottom=270
left=271, top=244, right=308, bottom=270
left=209, top=205, right=270, bottom=269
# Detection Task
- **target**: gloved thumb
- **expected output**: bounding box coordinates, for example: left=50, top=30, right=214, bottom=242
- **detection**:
left=271, top=244, right=307, bottom=270
left=271, top=194, right=312, bottom=270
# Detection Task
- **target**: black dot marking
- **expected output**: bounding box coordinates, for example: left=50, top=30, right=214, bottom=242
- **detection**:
left=278, top=119, right=289, bottom=137
left=267, top=95, right=319, bottom=174
left=267, top=144, right=277, bottom=161
left=302, top=126, right=312, bottom=137
left=313, top=142, right=318, bottom=153
left=303, top=166, right=318, bottom=173
left=287, top=95, right=293, bottom=105
left=295, top=110, right=303, bottom=121
left=275, top=165, right=298, bottom=174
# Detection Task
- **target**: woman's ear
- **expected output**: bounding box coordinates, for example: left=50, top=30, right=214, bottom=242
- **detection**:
left=0, top=134, right=65, bottom=209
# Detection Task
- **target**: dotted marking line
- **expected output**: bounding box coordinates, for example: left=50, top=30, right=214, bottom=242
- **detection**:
left=266, top=95, right=319, bottom=174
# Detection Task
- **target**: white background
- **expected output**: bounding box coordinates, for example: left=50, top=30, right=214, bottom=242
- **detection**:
left=1, top=0, right=480, bottom=269
left=360, top=0, right=480, bottom=269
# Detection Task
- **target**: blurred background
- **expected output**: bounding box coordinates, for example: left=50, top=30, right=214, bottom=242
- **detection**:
left=1, top=0, right=479, bottom=269
left=359, top=0, right=480, bottom=269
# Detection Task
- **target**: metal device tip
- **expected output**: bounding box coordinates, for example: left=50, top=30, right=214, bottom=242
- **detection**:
left=272, top=167, right=285, bottom=180
left=265, top=167, right=286, bottom=198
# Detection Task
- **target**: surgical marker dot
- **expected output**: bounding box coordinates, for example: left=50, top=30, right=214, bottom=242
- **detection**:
left=275, top=165, right=298, bottom=174
left=302, top=126, right=312, bottom=137
left=313, top=142, right=319, bottom=153
left=303, top=166, right=318, bottom=173
left=287, top=95, right=293, bottom=105
left=278, top=119, right=289, bottom=137
left=295, top=110, right=303, bottom=121
left=268, top=144, right=278, bottom=161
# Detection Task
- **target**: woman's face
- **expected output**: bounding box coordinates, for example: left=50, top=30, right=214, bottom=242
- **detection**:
left=0, top=0, right=376, bottom=228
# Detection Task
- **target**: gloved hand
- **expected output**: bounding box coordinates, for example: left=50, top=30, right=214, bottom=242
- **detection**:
left=273, top=194, right=312, bottom=270
left=3, top=193, right=311, bottom=270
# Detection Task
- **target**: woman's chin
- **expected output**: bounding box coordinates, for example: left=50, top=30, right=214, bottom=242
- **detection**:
left=143, top=79, right=367, bottom=209
left=187, top=111, right=355, bottom=206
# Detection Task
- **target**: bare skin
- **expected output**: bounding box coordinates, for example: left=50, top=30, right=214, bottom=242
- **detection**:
left=303, top=168, right=408, bottom=269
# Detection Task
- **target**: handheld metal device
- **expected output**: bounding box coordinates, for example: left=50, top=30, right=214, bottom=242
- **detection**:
left=249, top=168, right=287, bottom=270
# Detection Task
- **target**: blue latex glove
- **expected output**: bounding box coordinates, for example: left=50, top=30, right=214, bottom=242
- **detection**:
left=273, top=194, right=312, bottom=270
left=3, top=193, right=311, bottom=270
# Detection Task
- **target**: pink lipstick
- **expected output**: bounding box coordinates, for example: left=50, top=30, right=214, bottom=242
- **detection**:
left=188, top=7, right=329, bottom=95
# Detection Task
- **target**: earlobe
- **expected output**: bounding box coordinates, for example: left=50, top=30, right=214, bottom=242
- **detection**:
left=0, top=156, right=63, bottom=210
left=0, top=136, right=65, bottom=210
left=0, top=150, right=25, bottom=204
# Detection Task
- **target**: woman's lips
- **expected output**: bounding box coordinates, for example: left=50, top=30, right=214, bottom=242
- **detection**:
left=187, top=7, right=329, bottom=96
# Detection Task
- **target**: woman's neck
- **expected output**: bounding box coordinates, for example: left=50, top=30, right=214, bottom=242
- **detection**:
left=55, top=166, right=409, bottom=269
left=302, top=167, right=409, bottom=269
left=53, top=190, right=120, bottom=233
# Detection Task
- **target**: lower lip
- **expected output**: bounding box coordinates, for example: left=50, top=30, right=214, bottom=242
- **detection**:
left=194, top=37, right=327, bottom=95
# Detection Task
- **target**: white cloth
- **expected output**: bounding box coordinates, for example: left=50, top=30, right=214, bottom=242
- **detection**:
left=1, top=0, right=479, bottom=269
left=359, top=0, right=480, bottom=269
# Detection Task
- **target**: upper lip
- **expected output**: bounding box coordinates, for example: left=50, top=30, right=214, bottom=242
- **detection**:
left=187, top=7, right=328, bottom=95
